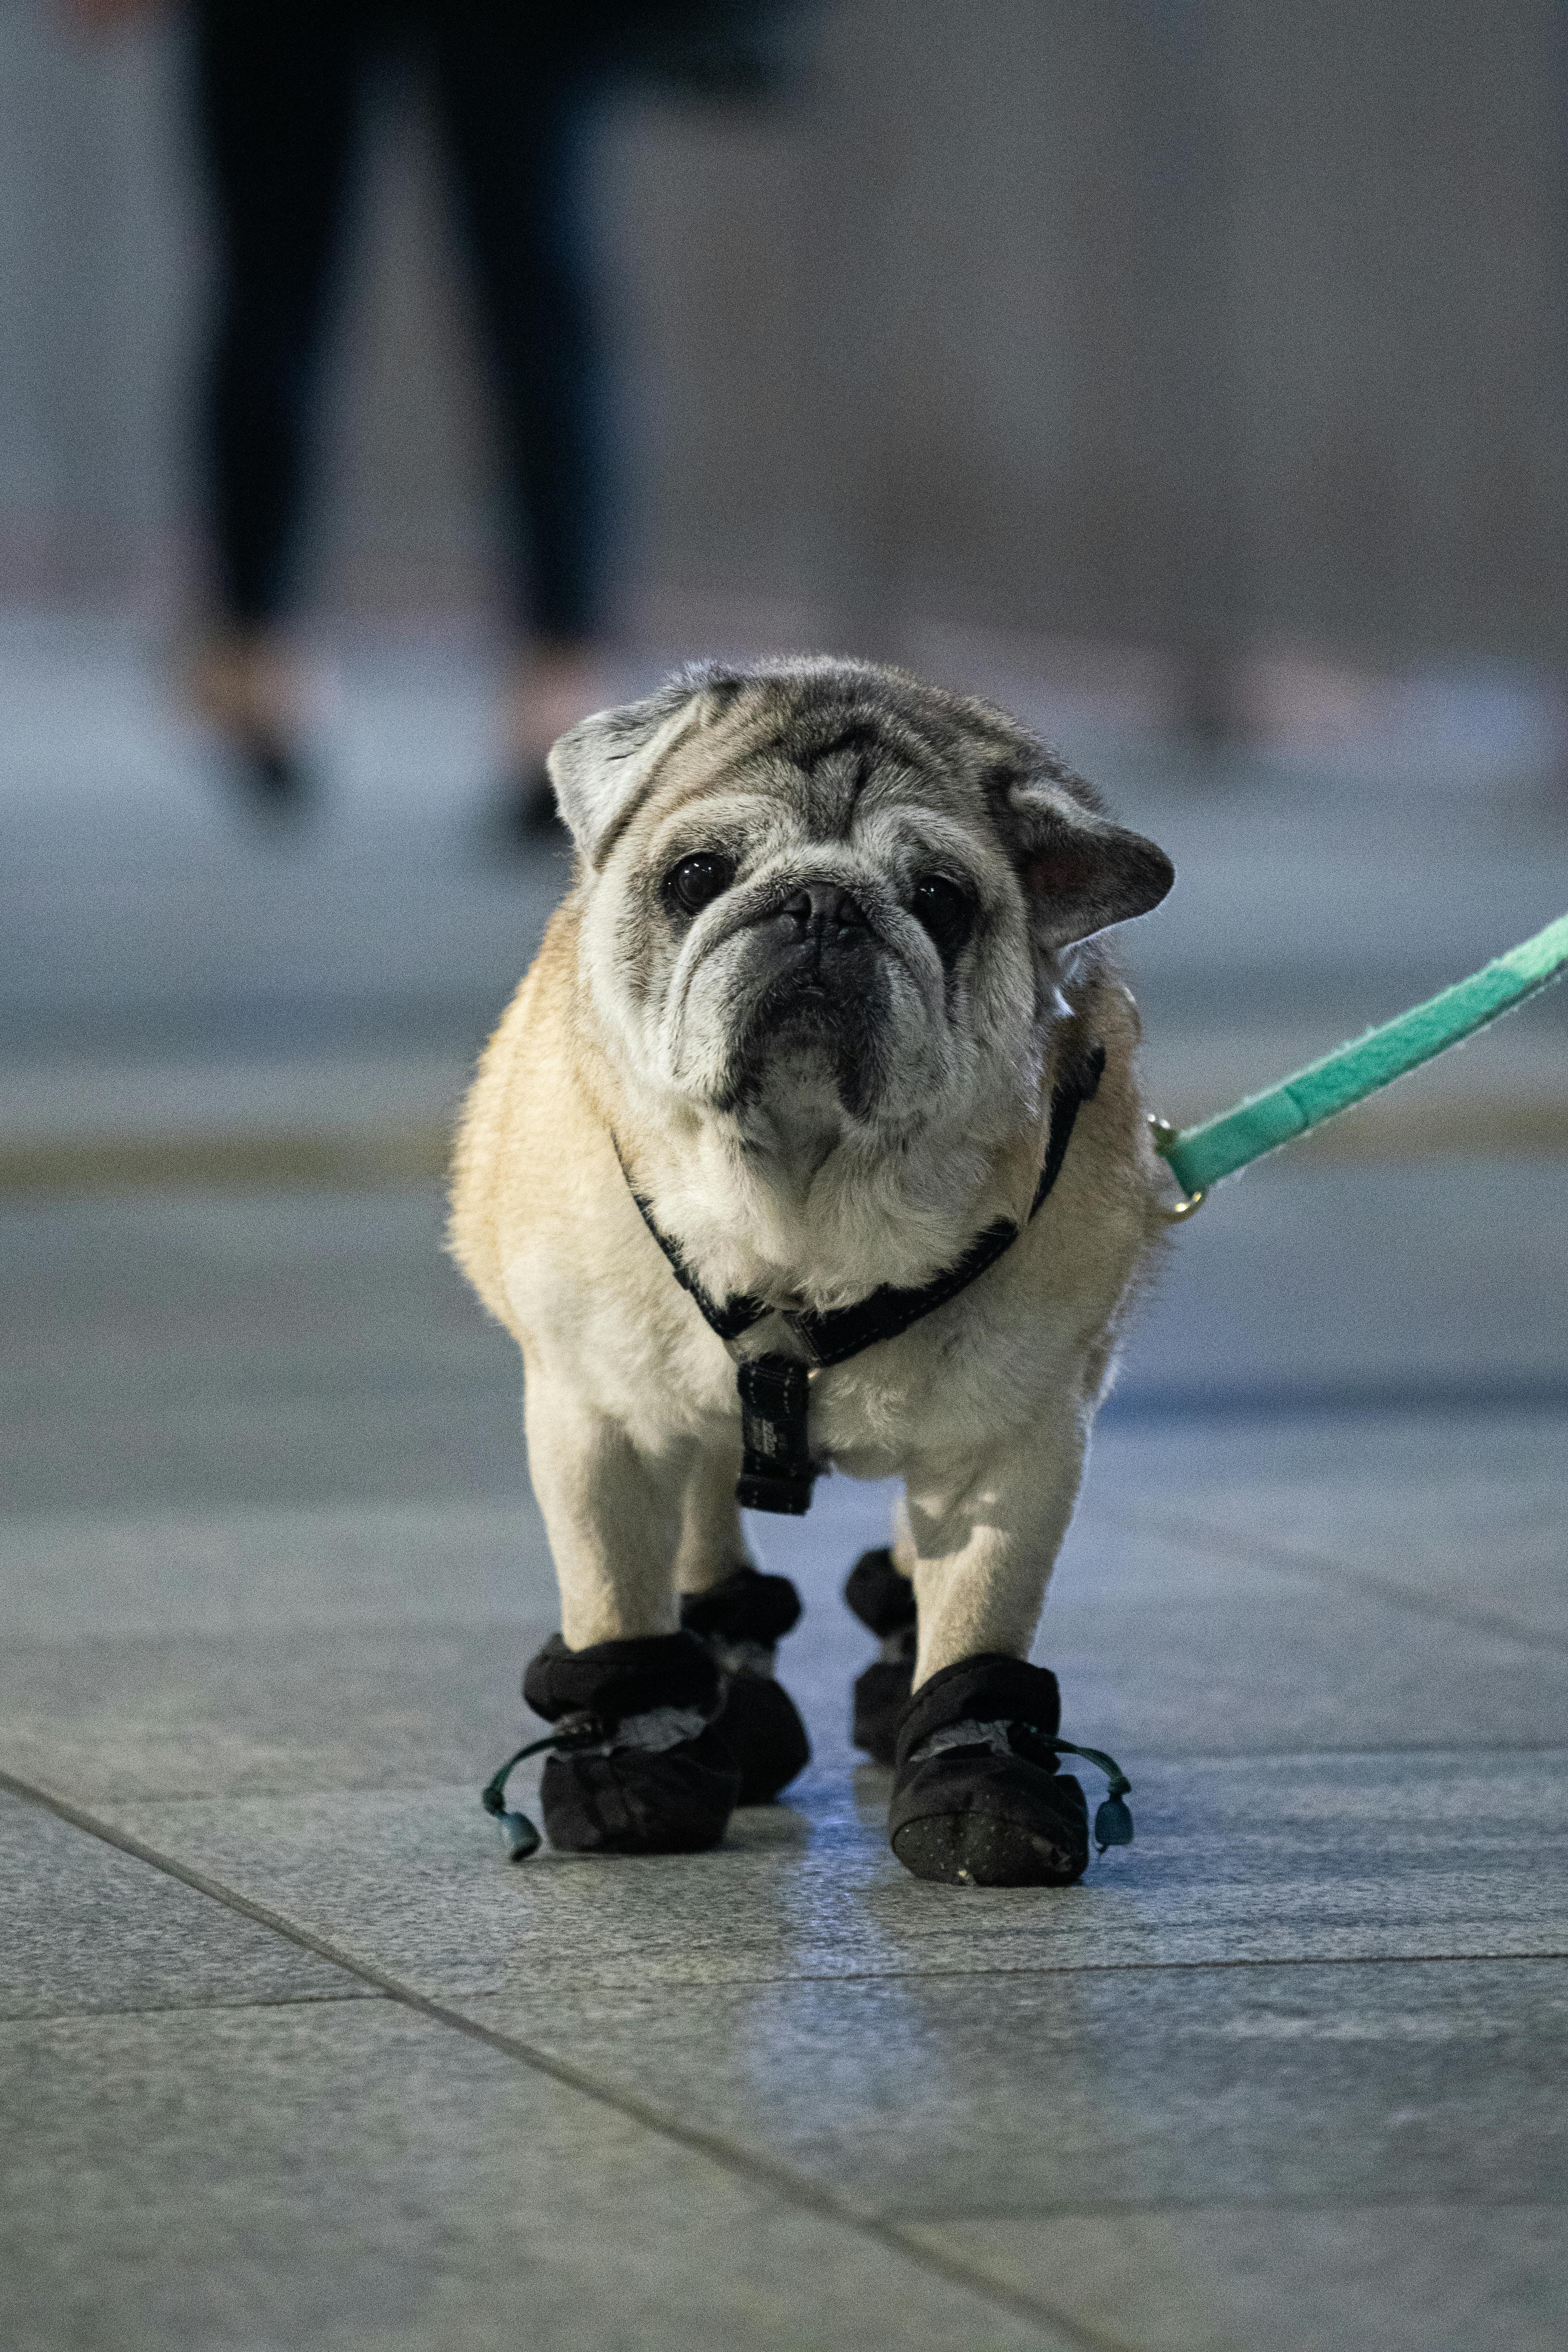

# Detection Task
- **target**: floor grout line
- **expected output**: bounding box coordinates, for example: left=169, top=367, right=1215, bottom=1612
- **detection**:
left=526, top=1949, right=1568, bottom=1995
left=0, top=1989, right=382, bottom=2027
left=894, top=2187, right=1568, bottom=2226
left=0, top=1763, right=1127, bottom=2352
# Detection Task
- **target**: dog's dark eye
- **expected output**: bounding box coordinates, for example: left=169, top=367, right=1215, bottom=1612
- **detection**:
left=663, top=852, right=737, bottom=918
left=911, top=874, right=973, bottom=958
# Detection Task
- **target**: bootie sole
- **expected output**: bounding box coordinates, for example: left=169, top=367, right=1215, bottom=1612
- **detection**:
left=889, top=1758, right=1090, bottom=1887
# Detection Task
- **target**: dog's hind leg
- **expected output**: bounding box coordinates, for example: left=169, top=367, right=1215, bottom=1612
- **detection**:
left=843, top=1492, right=919, bottom=1766
left=673, top=1440, right=812, bottom=1806
left=672, top=1440, right=750, bottom=1596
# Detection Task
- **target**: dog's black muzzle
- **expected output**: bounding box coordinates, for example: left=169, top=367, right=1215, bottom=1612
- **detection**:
left=769, top=880, right=876, bottom=957
left=719, top=882, right=890, bottom=1115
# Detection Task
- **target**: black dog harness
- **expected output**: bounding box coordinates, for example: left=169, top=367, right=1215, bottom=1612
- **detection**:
left=622, top=1042, right=1106, bottom=1515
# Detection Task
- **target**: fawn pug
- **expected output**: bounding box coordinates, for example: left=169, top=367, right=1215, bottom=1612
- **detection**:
left=450, top=659, right=1173, bottom=1883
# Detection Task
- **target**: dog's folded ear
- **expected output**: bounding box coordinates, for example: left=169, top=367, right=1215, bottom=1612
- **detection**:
left=1000, top=770, right=1175, bottom=951
left=548, top=686, right=691, bottom=866
left=549, top=671, right=737, bottom=866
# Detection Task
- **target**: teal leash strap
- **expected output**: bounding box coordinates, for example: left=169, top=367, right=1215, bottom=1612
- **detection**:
left=1152, top=906, right=1568, bottom=1205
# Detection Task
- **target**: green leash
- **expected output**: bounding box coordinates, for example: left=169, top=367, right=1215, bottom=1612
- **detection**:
left=1151, top=908, right=1568, bottom=1212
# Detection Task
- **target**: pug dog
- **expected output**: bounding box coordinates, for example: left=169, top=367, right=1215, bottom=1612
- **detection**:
left=449, top=657, right=1175, bottom=1885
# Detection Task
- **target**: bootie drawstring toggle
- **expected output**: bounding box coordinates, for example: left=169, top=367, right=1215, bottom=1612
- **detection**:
left=1048, top=1736, right=1135, bottom=1852
left=481, top=1716, right=604, bottom=1860
left=902, top=1716, right=1134, bottom=1856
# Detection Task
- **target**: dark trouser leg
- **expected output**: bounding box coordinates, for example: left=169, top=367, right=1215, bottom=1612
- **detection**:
left=426, top=11, right=609, bottom=645
left=191, top=0, right=369, bottom=624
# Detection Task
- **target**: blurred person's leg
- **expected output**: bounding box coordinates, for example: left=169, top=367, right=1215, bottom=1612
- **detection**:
left=186, top=0, right=373, bottom=802
left=428, top=7, right=613, bottom=838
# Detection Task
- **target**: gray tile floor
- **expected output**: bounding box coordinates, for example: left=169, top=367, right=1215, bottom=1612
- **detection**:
left=3, top=626, right=1566, bottom=2349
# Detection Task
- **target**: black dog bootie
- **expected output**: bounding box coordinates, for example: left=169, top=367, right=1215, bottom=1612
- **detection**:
left=680, top=1566, right=810, bottom=1804
left=518, top=1631, right=742, bottom=1856
left=888, top=1654, right=1091, bottom=1887
left=845, top=1547, right=917, bottom=1765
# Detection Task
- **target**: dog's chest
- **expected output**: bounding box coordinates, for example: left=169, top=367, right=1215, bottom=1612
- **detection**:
left=513, top=1207, right=1090, bottom=1474
left=752, top=1289, right=1079, bottom=1480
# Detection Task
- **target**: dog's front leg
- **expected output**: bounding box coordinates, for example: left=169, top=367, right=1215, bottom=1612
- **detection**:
left=903, top=1404, right=1087, bottom=1687
left=516, top=1372, right=746, bottom=1856
left=885, top=1402, right=1095, bottom=1887
left=523, top=1369, right=688, bottom=1648
left=519, top=1374, right=810, bottom=1843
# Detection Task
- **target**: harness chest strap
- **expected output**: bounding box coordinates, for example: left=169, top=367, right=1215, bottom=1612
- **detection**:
left=622, top=1042, right=1107, bottom=1517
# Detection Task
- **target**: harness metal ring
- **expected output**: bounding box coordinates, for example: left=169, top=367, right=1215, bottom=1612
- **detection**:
left=1148, top=1117, right=1207, bottom=1223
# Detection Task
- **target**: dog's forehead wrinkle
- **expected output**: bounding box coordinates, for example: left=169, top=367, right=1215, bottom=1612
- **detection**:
left=745, top=668, right=986, bottom=765
left=629, top=691, right=1050, bottom=865
left=628, top=750, right=772, bottom=850
left=648, top=782, right=788, bottom=863
left=785, top=717, right=885, bottom=773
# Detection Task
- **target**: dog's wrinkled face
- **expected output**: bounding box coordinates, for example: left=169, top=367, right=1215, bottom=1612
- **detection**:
left=553, top=660, right=1173, bottom=1154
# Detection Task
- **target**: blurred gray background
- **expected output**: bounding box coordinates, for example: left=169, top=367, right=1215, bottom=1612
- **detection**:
left=5, top=0, right=1568, bottom=683
left=3, top=13, right=1567, bottom=2351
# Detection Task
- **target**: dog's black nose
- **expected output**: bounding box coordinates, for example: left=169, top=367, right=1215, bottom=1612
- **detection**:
left=777, top=883, right=871, bottom=943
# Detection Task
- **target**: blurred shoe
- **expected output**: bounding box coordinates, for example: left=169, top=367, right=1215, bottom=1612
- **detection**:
left=493, top=641, right=608, bottom=857
left=184, top=629, right=309, bottom=818
left=226, top=723, right=308, bottom=815
left=496, top=759, right=566, bottom=845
